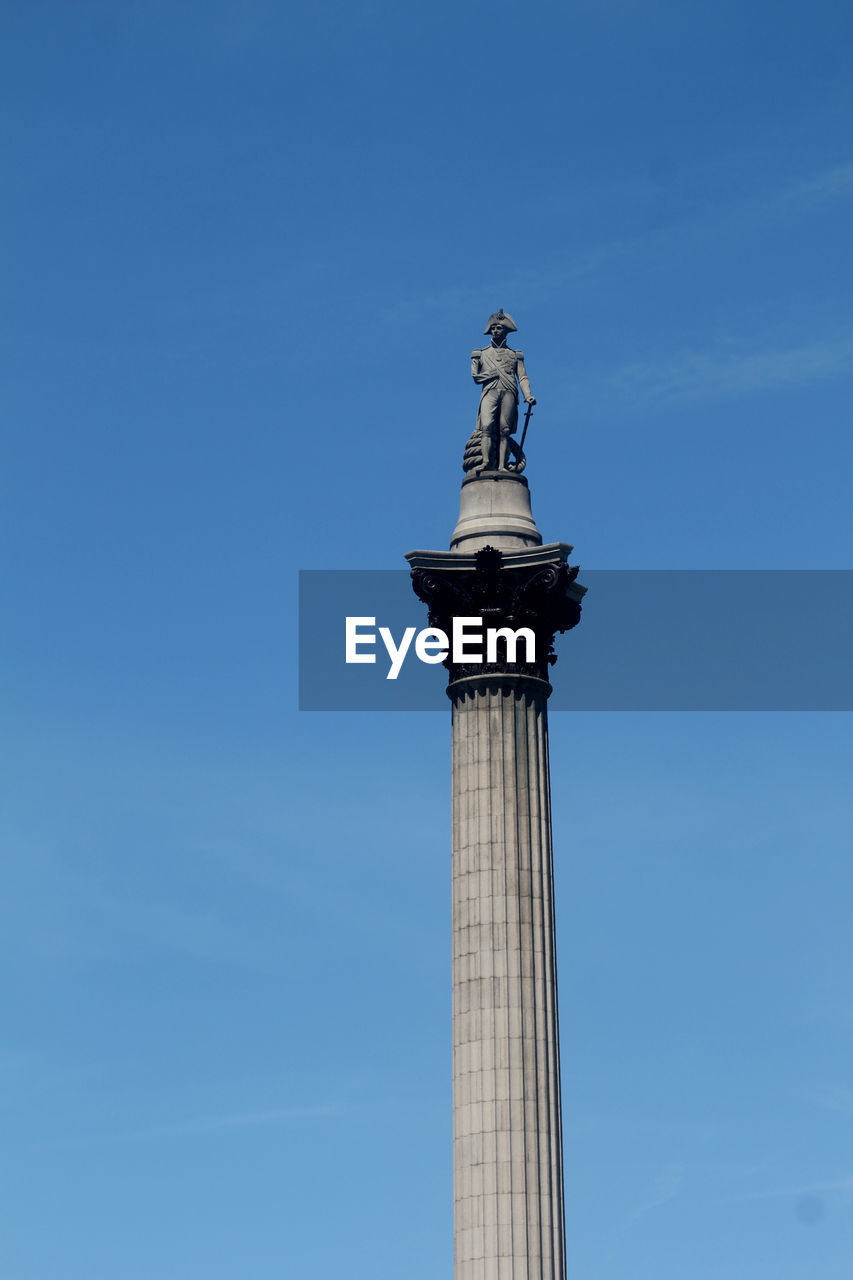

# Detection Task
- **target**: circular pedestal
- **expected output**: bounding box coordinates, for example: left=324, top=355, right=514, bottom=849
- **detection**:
left=449, top=471, right=543, bottom=552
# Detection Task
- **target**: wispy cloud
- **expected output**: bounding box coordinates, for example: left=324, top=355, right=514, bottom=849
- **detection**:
left=113, top=1104, right=341, bottom=1142
left=379, top=287, right=478, bottom=327
left=806, top=1085, right=853, bottom=1116
left=625, top=1162, right=685, bottom=1226
left=29, top=1101, right=345, bottom=1154
left=774, top=161, right=853, bottom=213
left=608, top=333, right=853, bottom=405
left=86, top=890, right=282, bottom=971
left=732, top=1174, right=853, bottom=1203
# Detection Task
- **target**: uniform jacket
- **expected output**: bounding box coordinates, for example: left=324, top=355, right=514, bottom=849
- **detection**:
left=471, top=342, right=533, bottom=403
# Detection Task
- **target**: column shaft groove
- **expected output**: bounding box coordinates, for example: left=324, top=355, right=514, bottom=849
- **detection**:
left=451, top=677, right=565, bottom=1280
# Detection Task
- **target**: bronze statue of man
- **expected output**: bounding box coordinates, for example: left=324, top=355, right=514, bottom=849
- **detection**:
left=471, top=310, right=536, bottom=471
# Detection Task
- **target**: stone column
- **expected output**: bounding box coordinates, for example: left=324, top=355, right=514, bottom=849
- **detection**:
left=406, top=522, right=584, bottom=1280
left=451, top=672, right=565, bottom=1279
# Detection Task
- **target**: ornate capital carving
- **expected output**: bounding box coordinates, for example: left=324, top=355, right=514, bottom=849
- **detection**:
left=409, top=545, right=582, bottom=686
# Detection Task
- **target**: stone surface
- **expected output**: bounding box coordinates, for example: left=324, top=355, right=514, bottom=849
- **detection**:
left=450, top=473, right=542, bottom=552
left=406, top=543, right=583, bottom=685
left=450, top=674, right=564, bottom=1278
left=405, top=321, right=582, bottom=1279
left=406, top=541, right=583, bottom=1280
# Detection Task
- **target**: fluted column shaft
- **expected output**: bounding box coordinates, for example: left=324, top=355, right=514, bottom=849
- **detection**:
left=451, top=674, right=566, bottom=1280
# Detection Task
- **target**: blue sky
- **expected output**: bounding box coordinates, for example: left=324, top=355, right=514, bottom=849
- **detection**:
left=1, top=2, right=851, bottom=1277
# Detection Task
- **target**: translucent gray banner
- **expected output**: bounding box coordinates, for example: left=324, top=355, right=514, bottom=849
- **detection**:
left=298, top=570, right=853, bottom=711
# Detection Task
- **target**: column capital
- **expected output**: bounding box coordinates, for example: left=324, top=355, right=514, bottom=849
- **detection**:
left=405, top=543, right=585, bottom=687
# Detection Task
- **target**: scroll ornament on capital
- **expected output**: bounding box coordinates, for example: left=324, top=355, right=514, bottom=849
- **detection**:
left=410, top=546, right=581, bottom=685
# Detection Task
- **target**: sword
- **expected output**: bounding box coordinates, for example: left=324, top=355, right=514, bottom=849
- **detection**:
left=519, top=401, right=534, bottom=452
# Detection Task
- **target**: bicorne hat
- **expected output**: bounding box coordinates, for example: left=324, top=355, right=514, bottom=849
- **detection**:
left=483, top=309, right=517, bottom=335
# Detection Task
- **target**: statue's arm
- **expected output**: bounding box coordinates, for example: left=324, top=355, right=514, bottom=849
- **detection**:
left=471, top=350, right=496, bottom=386
left=516, top=353, right=536, bottom=404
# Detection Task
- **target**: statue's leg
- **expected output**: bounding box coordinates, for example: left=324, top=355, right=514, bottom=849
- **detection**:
left=505, top=435, right=522, bottom=468
left=497, top=393, right=518, bottom=470
left=480, top=426, right=492, bottom=471
left=479, top=387, right=499, bottom=470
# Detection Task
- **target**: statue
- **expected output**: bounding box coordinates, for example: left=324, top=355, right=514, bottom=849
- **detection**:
left=466, top=310, right=536, bottom=473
